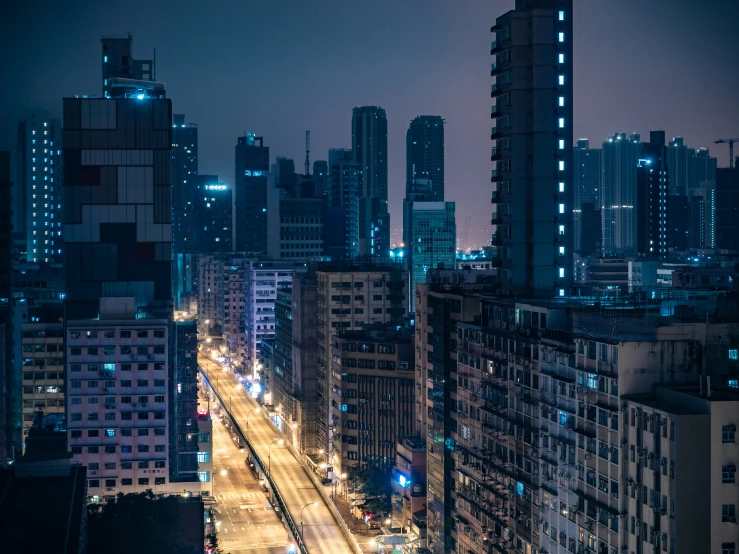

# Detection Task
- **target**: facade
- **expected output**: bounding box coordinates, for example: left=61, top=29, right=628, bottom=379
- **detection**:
left=694, top=182, right=716, bottom=249
left=688, top=147, right=717, bottom=195
left=314, top=266, right=409, bottom=470
left=101, top=34, right=154, bottom=98
left=636, top=131, right=669, bottom=259
left=17, top=109, right=63, bottom=263
left=404, top=199, right=457, bottom=312
left=666, top=137, right=694, bottom=196
left=580, top=203, right=602, bottom=256
left=327, top=148, right=360, bottom=261
left=62, top=93, right=172, bottom=320
left=491, top=0, right=573, bottom=297
left=406, top=115, right=445, bottom=201
left=313, top=160, right=328, bottom=196
left=223, top=259, right=248, bottom=367
left=0, top=151, right=13, bottom=463
left=573, top=139, right=601, bottom=253
left=193, top=176, right=232, bottom=252
left=66, top=313, right=173, bottom=502
left=627, top=261, right=687, bottom=292
left=392, top=436, right=428, bottom=538
left=20, top=316, right=64, bottom=451
left=602, top=132, right=641, bottom=254
left=330, top=326, right=414, bottom=477
left=197, top=254, right=227, bottom=335
left=716, top=167, right=739, bottom=251
left=171, top=114, right=198, bottom=253
left=234, top=134, right=270, bottom=253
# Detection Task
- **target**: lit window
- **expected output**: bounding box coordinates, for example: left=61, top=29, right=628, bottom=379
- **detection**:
left=559, top=204, right=565, bottom=214
left=559, top=75, right=565, bottom=85
left=559, top=225, right=565, bottom=235
left=559, top=289, right=565, bottom=297
left=729, top=349, right=738, bottom=360
left=559, top=139, right=565, bottom=149
left=104, top=56, right=108, bottom=63
left=559, top=246, right=565, bottom=255
left=559, top=182, right=565, bottom=192
left=559, top=268, right=565, bottom=278
left=558, top=32, right=565, bottom=42
left=559, top=10, right=565, bottom=20
left=559, top=118, right=565, bottom=128
left=559, top=161, right=565, bottom=171
left=558, top=53, right=565, bottom=64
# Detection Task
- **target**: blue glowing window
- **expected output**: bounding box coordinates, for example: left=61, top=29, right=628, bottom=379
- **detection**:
left=729, top=349, right=738, bottom=360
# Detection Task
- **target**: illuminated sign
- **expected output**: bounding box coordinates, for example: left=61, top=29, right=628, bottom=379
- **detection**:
left=244, top=170, right=264, bottom=177
left=398, top=474, right=410, bottom=488
left=204, top=184, right=227, bottom=191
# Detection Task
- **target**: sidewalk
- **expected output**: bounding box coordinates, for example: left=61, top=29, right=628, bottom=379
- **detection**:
left=329, top=490, right=382, bottom=553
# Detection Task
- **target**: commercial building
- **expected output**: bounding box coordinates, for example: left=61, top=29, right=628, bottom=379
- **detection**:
left=171, top=114, right=198, bottom=253
left=688, top=147, right=717, bottom=195
left=490, top=0, right=573, bottom=297
left=573, top=139, right=601, bottom=253
left=636, top=131, right=670, bottom=258
left=193, top=176, right=232, bottom=252
left=666, top=137, right=693, bottom=197
left=313, top=160, right=328, bottom=196
left=101, top=33, right=155, bottom=98
left=234, top=134, right=270, bottom=253
left=314, top=265, right=408, bottom=472
left=352, top=106, right=390, bottom=260
left=602, top=132, right=641, bottom=254
left=392, top=435, right=428, bottom=538
left=406, top=115, right=445, bottom=202
left=329, top=325, right=414, bottom=477
left=16, top=109, right=62, bottom=263
left=327, top=148, right=360, bottom=261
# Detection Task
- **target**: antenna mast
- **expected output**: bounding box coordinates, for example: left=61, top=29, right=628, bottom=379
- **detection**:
left=305, top=130, right=311, bottom=176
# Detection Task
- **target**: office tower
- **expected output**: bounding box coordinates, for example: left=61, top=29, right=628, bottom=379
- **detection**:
left=716, top=167, right=739, bottom=250
left=667, top=136, right=694, bottom=196
left=16, top=110, right=63, bottom=263
left=173, top=252, right=196, bottom=312
left=62, top=94, right=172, bottom=319
left=693, top=182, right=716, bottom=248
left=234, top=134, right=270, bottom=253
left=193, top=175, right=232, bottom=252
left=573, top=139, right=601, bottom=252
left=406, top=115, right=445, bottom=201
left=330, top=325, right=414, bottom=479
left=0, top=151, right=13, bottom=463
left=403, top=178, right=456, bottom=311
left=274, top=157, right=298, bottom=196
left=688, top=196, right=706, bottom=249
left=580, top=202, right=602, bottom=256
left=245, top=261, right=304, bottom=375
left=223, top=259, right=248, bottom=367
left=667, top=195, right=688, bottom=252
left=602, top=132, right=641, bottom=254
left=170, top=318, right=209, bottom=485
left=313, top=160, right=328, bottom=196
left=491, top=0, right=573, bottom=297
left=636, top=131, right=670, bottom=258
left=66, top=307, right=173, bottom=502
left=101, top=34, right=155, bottom=98
left=688, top=147, right=717, bottom=195
left=352, top=106, right=390, bottom=259
left=314, top=266, right=408, bottom=473
left=171, top=114, right=198, bottom=253
left=327, top=149, right=360, bottom=261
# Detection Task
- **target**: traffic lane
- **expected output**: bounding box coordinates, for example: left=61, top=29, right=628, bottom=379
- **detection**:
left=200, top=357, right=353, bottom=553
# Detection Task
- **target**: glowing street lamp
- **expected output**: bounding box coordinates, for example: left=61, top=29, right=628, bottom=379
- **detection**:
left=246, top=407, right=260, bottom=439
left=268, top=439, right=285, bottom=473
left=300, top=501, right=319, bottom=538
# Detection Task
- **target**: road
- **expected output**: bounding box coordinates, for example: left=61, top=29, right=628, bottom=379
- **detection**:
left=200, top=355, right=356, bottom=554
left=209, top=395, right=289, bottom=553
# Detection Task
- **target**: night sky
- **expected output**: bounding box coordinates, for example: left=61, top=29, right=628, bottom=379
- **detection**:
left=2, top=0, right=737, bottom=249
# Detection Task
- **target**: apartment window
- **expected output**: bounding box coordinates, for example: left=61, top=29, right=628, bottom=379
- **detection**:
left=155, top=461, right=165, bottom=468
left=559, top=139, right=565, bottom=150
left=71, top=413, right=82, bottom=421
left=723, top=504, right=737, bottom=522
left=155, top=445, right=165, bottom=452
left=88, top=446, right=99, bottom=454
left=71, top=380, right=81, bottom=389
left=558, top=53, right=565, bottom=64
left=721, top=543, right=735, bottom=554
left=729, top=349, right=738, bottom=360
left=723, top=425, right=736, bottom=443
left=558, top=75, right=565, bottom=85
left=558, top=96, right=565, bottom=107
left=121, top=429, right=132, bottom=436
left=198, top=471, right=211, bottom=482
left=558, top=118, right=565, bottom=128
left=155, top=477, right=166, bottom=485
left=71, top=430, right=82, bottom=439
left=138, top=445, right=149, bottom=453
left=121, top=413, right=132, bottom=420
left=122, top=478, right=132, bottom=486
left=138, top=428, right=149, bottom=436
left=138, top=478, right=149, bottom=486
left=723, top=465, right=736, bottom=483
left=154, top=428, right=165, bottom=436
left=121, top=445, right=132, bottom=453
left=88, top=413, right=98, bottom=421
left=559, top=203, right=565, bottom=214
left=104, top=479, right=116, bottom=488
left=558, top=32, right=565, bottom=42
left=197, top=452, right=211, bottom=463
left=89, top=479, right=100, bottom=488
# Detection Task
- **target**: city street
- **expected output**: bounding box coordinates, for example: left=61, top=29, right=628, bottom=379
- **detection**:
left=209, top=400, right=289, bottom=553
left=200, top=355, right=357, bottom=554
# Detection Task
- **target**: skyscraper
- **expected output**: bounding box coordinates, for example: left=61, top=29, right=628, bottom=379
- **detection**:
left=491, top=0, right=573, bottom=297
left=193, top=176, right=232, bottom=253
left=101, top=34, right=154, bottom=98
left=17, top=109, right=62, bottom=263
left=171, top=114, right=198, bottom=253
left=602, top=132, right=641, bottom=254
left=716, top=167, right=739, bottom=251
left=312, top=160, right=328, bottom=197
left=327, top=148, right=359, bottom=261
left=234, top=134, right=270, bottom=253
left=636, top=131, right=670, bottom=258
left=688, top=147, right=717, bottom=195
left=352, top=106, right=389, bottom=259
left=0, top=151, right=13, bottom=463
left=406, top=115, right=445, bottom=201
left=693, top=182, right=716, bottom=248
left=573, top=139, right=601, bottom=253
left=667, top=136, right=694, bottom=196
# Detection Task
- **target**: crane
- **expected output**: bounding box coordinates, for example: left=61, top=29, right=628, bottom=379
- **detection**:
left=304, top=130, right=311, bottom=176
left=714, top=138, right=739, bottom=168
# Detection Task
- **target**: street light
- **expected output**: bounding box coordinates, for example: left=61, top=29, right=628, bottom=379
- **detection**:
left=300, top=501, right=318, bottom=539
left=268, top=439, right=285, bottom=473
left=246, top=407, right=260, bottom=439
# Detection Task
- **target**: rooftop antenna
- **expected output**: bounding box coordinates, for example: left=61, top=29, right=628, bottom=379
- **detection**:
left=305, top=130, right=311, bottom=176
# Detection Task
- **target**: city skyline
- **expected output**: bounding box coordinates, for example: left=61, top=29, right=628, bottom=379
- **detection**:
left=2, top=0, right=738, bottom=249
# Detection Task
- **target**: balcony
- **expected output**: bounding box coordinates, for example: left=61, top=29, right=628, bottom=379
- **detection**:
left=490, top=83, right=501, bottom=97
left=491, top=191, right=501, bottom=204
left=490, top=61, right=501, bottom=76
left=491, top=105, right=501, bottom=118
left=491, top=147, right=504, bottom=161
left=490, top=40, right=498, bottom=54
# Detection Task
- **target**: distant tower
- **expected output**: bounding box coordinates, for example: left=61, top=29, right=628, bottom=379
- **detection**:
left=602, top=132, right=641, bottom=254
left=234, top=134, right=270, bottom=253
left=406, top=116, right=445, bottom=201
left=171, top=114, right=198, bottom=253
left=573, top=139, right=601, bottom=253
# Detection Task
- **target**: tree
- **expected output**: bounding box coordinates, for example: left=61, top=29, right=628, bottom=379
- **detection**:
left=348, top=459, right=394, bottom=516
left=206, top=532, right=224, bottom=554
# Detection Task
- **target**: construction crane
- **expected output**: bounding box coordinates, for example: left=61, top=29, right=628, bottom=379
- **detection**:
left=714, top=138, right=739, bottom=168
left=304, top=130, right=311, bottom=176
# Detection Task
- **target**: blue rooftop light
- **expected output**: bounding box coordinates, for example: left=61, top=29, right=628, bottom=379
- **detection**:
left=136, top=94, right=145, bottom=100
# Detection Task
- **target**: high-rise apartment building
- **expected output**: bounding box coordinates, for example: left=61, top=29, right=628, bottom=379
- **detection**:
left=0, top=151, right=13, bottom=463
left=636, top=131, right=670, bottom=258
left=330, top=326, right=414, bottom=478
left=693, top=182, right=716, bottom=248
left=313, top=160, right=328, bottom=197
left=667, top=137, right=694, bottom=197
left=491, top=0, right=573, bottom=297
left=573, top=139, right=601, bottom=253
left=689, top=147, right=717, bottom=196
left=327, top=149, right=360, bottom=261
left=602, top=132, right=641, bottom=254
left=193, top=175, right=232, bottom=252
left=101, top=34, right=154, bottom=98
left=352, top=106, right=390, bottom=259
left=716, top=167, right=739, bottom=251
left=234, top=134, right=270, bottom=253
left=274, top=157, right=298, bottom=196
left=171, top=114, right=198, bottom=253
left=17, top=110, right=63, bottom=263
left=314, top=265, right=408, bottom=472
left=406, top=115, right=445, bottom=201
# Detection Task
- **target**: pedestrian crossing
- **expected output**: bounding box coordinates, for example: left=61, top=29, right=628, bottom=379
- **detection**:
left=215, top=490, right=267, bottom=503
